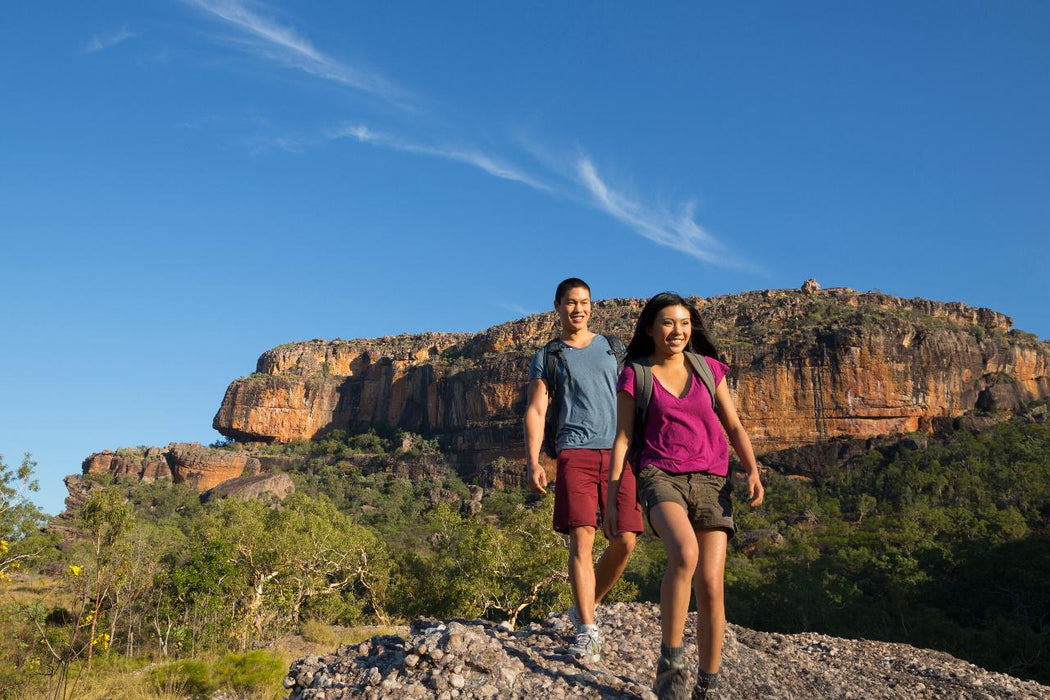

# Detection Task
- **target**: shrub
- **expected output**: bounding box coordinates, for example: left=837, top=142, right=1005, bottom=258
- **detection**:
left=217, top=649, right=285, bottom=695
left=150, top=658, right=216, bottom=697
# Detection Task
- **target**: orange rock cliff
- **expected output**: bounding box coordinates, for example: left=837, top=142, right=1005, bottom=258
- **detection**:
left=209, top=287, right=1049, bottom=476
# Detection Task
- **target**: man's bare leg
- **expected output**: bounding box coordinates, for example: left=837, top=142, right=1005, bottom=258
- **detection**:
left=568, top=526, right=597, bottom=624
left=593, top=531, right=636, bottom=605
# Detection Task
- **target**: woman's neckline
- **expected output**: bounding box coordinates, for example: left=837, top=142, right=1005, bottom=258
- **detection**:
left=652, top=371, right=693, bottom=400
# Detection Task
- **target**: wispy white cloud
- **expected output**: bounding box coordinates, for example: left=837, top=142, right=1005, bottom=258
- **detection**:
left=495, top=301, right=533, bottom=317
left=185, top=0, right=411, bottom=106
left=576, top=156, right=754, bottom=270
left=179, top=4, right=752, bottom=271
left=331, top=123, right=553, bottom=192
left=86, top=27, right=136, bottom=53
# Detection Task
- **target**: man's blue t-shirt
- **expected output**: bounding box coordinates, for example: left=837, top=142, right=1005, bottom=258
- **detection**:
left=529, top=335, right=618, bottom=452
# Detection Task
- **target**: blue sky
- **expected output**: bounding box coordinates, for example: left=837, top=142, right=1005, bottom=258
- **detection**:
left=2, top=1, right=1048, bottom=516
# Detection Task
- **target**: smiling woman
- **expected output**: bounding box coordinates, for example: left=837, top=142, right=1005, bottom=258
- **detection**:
left=605, top=292, right=764, bottom=698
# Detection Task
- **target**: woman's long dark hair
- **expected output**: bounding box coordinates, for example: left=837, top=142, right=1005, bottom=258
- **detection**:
left=624, top=292, right=720, bottom=363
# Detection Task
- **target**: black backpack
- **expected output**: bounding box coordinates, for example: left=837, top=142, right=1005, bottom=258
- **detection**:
left=541, top=334, right=627, bottom=459
left=629, top=352, right=719, bottom=470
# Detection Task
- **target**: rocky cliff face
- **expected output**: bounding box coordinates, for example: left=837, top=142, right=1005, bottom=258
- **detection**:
left=82, top=442, right=259, bottom=492
left=213, top=288, right=1050, bottom=475
left=284, top=602, right=1050, bottom=699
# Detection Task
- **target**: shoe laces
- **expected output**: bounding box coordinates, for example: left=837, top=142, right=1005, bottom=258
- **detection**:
left=571, top=629, right=598, bottom=650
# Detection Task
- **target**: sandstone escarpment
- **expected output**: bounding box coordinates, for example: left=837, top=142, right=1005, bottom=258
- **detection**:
left=83, top=442, right=258, bottom=492
left=214, top=288, right=1050, bottom=474
left=284, top=602, right=1050, bottom=699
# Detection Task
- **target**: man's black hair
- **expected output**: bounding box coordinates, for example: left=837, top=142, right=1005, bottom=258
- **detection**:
left=554, top=278, right=591, bottom=305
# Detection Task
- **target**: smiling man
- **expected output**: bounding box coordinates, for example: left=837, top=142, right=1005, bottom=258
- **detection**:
left=524, top=277, right=642, bottom=663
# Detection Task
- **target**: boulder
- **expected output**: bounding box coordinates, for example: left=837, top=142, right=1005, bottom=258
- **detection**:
left=201, top=472, right=295, bottom=503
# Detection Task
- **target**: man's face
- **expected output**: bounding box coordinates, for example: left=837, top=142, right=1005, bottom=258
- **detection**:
left=556, top=286, right=591, bottom=333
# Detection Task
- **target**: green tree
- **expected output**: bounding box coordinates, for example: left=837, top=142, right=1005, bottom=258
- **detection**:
left=0, top=453, right=46, bottom=581
left=398, top=497, right=569, bottom=626
left=189, top=492, right=391, bottom=648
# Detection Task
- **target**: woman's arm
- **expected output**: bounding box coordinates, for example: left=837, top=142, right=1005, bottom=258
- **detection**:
left=603, top=390, right=636, bottom=540
left=714, top=379, right=764, bottom=507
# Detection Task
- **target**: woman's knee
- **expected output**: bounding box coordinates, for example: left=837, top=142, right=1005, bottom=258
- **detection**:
left=666, top=540, right=699, bottom=573
left=694, top=570, right=725, bottom=603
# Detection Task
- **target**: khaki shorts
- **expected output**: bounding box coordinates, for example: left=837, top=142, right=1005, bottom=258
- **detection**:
left=637, top=465, right=736, bottom=539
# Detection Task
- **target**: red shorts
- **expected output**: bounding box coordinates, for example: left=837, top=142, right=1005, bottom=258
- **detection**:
left=553, top=448, right=644, bottom=534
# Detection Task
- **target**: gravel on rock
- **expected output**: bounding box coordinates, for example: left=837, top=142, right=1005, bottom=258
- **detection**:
left=285, top=602, right=1050, bottom=699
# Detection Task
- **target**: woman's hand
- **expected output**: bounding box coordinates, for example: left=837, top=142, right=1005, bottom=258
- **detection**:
left=747, top=470, right=764, bottom=507
left=602, top=503, right=620, bottom=541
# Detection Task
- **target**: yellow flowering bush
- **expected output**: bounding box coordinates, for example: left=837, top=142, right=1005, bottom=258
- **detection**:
left=91, top=633, right=111, bottom=651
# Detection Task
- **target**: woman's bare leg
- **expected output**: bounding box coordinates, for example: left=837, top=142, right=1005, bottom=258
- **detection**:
left=693, top=527, right=728, bottom=673
left=648, top=502, right=699, bottom=646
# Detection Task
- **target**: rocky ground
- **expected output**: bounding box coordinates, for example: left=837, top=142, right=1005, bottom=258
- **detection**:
left=284, top=602, right=1049, bottom=699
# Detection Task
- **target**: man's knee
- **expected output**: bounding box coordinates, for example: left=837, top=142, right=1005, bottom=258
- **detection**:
left=607, top=531, right=637, bottom=557
left=569, top=526, right=596, bottom=558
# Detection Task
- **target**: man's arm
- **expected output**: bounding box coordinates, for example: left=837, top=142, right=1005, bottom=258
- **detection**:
left=602, top=390, right=636, bottom=540
left=524, top=377, right=550, bottom=494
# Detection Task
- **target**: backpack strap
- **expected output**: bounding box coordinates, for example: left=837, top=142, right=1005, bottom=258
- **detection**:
left=684, top=352, right=719, bottom=414
left=540, top=339, right=568, bottom=459
left=602, top=334, right=627, bottom=372
left=542, top=339, right=569, bottom=400
left=629, top=359, right=653, bottom=471
left=630, top=359, right=654, bottom=429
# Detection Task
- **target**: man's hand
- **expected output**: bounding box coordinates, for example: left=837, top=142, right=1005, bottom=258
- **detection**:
left=528, top=462, right=548, bottom=494
left=602, top=503, right=620, bottom=541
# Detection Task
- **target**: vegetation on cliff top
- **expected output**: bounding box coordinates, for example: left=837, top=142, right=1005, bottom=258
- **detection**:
left=245, top=289, right=1043, bottom=377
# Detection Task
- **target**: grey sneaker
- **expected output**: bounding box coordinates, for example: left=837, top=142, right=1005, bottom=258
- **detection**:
left=654, top=654, right=690, bottom=699
left=567, top=605, right=583, bottom=630
left=691, top=686, right=720, bottom=700
left=567, top=628, right=601, bottom=662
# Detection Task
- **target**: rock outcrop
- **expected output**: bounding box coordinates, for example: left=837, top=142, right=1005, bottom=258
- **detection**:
left=284, top=603, right=1049, bottom=699
left=214, top=288, right=1050, bottom=476
left=82, top=447, right=173, bottom=482
left=47, top=475, right=108, bottom=546
left=201, top=472, right=295, bottom=503
left=82, top=442, right=253, bottom=492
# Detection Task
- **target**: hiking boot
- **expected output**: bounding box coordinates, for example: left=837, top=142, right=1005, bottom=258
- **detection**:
left=567, top=627, right=601, bottom=663
left=654, top=653, right=690, bottom=699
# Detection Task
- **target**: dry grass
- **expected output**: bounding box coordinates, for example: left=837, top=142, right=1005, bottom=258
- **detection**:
left=297, top=620, right=408, bottom=651
left=4, top=571, right=67, bottom=607
left=66, top=657, right=182, bottom=700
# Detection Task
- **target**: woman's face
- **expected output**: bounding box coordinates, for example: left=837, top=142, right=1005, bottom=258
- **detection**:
left=647, top=304, right=691, bottom=356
